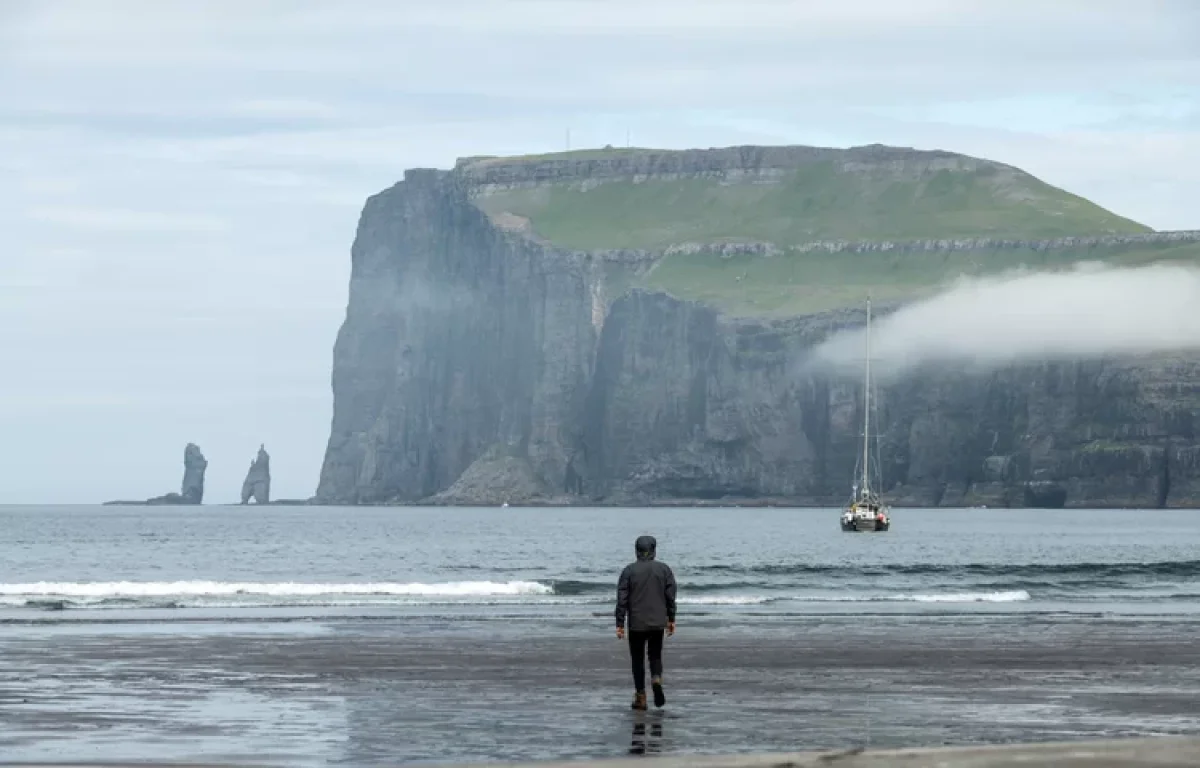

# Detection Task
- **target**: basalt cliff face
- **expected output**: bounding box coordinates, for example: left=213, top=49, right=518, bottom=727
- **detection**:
left=580, top=292, right=1200, bottom=508
left=317, top=169, right=599, bottom=504
left=316, top=145, right=1200, bottom=508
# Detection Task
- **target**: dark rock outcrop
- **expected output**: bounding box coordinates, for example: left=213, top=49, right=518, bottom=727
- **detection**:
left=424, top=444, right=565, bottom=506
left=180, top=442, right=207, bottom=504
left=104, top=442, right=207, bottom=506
left=316, top=152, right=1200, bottom=509
left=240, top=444, right=271, bottom=504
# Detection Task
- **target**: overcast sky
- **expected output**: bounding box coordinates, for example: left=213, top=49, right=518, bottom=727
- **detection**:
left=1, top=0, right=1197, bottom=504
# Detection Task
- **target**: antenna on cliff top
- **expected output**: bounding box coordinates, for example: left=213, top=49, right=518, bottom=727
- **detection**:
left=566, top=128, right=571, bottom=151
left=626, top=128, right=630, bottom=147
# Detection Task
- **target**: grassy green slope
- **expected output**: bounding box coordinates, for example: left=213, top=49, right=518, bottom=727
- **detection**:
left=464, top=145, right=1191, bottom=316
left=473, top=160, right=1149, bottom=250
left=641, top=240, right=1200, bottom=316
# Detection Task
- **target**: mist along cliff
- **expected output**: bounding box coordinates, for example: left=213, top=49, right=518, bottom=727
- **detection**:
left=316, top=144, right=1200, bottom=508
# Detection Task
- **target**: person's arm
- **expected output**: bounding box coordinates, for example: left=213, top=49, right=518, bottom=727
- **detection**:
left=615, top=565, right=630, bottom=638
left=665, top=565, right=677, bottom=635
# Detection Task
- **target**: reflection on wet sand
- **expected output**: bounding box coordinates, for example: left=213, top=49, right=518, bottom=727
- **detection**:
left=4, top=618, right=1200, bottom=764
left=630, top=713, right=665, bottom=755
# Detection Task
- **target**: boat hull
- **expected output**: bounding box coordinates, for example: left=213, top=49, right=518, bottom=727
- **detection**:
left=840, top=517, right=890, bottom=532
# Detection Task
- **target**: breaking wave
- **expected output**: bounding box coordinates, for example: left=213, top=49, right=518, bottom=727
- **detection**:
left=890, top=590, right=1030, bottom=603
left=0, top=580, right=554, bottom=598
left=0, top=580, right=1029, bottom=612
left=0, top=580, right=555, bottom=610
left=679, top=596, right=774, bottom=605
left=745, top=590, right=1030, bottom=604
left=690, top=560, right=1200, bottom=579
left=676, top=591, right=1029, bottom=605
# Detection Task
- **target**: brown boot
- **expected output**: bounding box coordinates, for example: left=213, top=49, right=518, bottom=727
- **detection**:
left=631, top=690, right=647, bottom=710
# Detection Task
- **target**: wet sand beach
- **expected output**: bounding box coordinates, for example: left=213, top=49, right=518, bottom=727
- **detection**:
left=3, top=615, right=1200, bottom=765
left=7, top=505, right=1200, bottom=763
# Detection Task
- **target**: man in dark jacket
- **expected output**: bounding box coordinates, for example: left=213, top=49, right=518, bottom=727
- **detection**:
left=615, top=535, right=677, bottom=710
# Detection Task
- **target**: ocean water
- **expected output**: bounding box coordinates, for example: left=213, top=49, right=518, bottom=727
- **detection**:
left=3, top=504, right=1200, bottom=764
left=3, top=505, right=1199, bottom=622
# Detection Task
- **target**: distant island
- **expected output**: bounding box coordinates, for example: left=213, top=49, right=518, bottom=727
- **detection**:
left=298, top=143, right=1197, bottom=509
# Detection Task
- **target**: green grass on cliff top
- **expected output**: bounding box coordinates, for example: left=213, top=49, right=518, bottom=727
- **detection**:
left=473, top=158, right=1149, bottom=250
left=466, top=146, right=1185, bottom=316
left=641, top=240, right=1200, bottom=316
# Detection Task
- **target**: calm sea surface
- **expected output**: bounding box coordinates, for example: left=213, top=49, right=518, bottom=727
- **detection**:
left=2, top=505, right=1200, bottom=764
left=3, top=505, right=1199, bottom=622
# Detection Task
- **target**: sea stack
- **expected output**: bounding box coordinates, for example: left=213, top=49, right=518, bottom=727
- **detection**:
left=240, top=444, right=271, bottom=504
left=180, top=442, right=208, bottom=504
left=103, top=441, right=207, bottom=505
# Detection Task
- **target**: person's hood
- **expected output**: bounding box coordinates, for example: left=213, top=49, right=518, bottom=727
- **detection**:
left=635, top=535, right=657, bottom=560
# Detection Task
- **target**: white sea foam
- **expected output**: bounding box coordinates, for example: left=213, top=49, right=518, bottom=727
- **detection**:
left=678, top=596, right=774, bottom=605
left=905, top=590, right=1030, bottom=603
left=787, top=590, right=1031, bottom=603
left=0, top=582, right=1031, bottom=611
left=646, top=591, right=1029, bottom=607
left=0, top=580, right=554, bottom=598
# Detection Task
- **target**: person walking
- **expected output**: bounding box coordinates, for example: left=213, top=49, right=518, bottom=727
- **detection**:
left=615, top=535, right=677, bottom=710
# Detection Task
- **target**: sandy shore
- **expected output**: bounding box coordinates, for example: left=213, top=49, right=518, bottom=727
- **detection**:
left=2, top=616, right=1200, bottom=764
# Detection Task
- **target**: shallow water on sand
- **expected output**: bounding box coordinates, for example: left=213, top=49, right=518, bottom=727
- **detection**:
left=2, top=505, right=1200, bottom=763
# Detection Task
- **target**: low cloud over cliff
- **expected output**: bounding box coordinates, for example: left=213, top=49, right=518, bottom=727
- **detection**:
left=809, top=262, right=1200, bottom=379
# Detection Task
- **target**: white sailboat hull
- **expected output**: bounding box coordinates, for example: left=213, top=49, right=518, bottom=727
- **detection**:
left=840, top=514, right=890, bottom=532
left=840, top=500, right=891, bottom=532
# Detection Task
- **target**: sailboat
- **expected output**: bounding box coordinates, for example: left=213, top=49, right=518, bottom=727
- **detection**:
left=840, top=298, right=891, bottom=533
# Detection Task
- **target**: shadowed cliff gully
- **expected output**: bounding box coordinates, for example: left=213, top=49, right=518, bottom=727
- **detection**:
left=316, top=144, right=1200, bottom=509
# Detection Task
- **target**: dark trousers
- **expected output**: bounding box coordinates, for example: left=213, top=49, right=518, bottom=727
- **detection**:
left=628, top=629, right=664, bottom=691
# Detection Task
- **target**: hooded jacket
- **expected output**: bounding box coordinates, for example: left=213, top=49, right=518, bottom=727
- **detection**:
left=615, top=535, right=677, bottom=631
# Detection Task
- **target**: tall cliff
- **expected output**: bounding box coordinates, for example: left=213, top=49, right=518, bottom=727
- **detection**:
left=317, top=145, right=1200, bottom=508
left=318, top=169, right=600, bottom=503
left=579, top=292, right=1200, bottom=508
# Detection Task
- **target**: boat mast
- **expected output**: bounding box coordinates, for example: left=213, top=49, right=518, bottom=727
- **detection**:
left=861, top=297, right=872, bottom=498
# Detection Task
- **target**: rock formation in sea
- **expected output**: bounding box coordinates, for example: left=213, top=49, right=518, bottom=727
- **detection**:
left=104, top=442, right=208, bottom=505
left=179, top=442, right=207, bottom=504
left=240, top=444, right=271, bottom=505
left=314, top=145, right=1200, bottom=508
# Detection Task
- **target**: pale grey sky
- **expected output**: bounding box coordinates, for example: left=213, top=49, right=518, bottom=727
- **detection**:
left=1, top=0, right=1197, bottom=503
